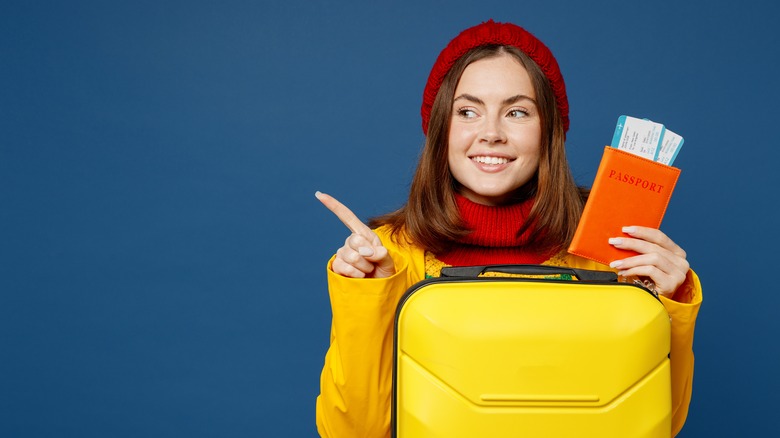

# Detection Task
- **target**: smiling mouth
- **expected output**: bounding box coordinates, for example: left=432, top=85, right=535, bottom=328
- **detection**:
left=471, top=156, right=514, bottom=165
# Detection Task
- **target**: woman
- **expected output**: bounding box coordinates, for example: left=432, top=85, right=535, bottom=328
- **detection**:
left=315, top=20, right=701, bottom=437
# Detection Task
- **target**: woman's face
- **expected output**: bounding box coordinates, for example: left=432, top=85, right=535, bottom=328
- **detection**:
left=447, top=54, right=542, bottom=206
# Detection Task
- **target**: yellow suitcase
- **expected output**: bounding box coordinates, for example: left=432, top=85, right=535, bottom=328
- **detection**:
left=392, top=265, right=671, bottom=437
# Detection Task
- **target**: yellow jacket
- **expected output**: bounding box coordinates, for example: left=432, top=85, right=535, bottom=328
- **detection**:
left=316, top=226, right=702, bottom=437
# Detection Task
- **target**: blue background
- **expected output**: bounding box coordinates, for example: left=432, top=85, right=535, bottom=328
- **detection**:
left=2, top=1, right=779, bottom=436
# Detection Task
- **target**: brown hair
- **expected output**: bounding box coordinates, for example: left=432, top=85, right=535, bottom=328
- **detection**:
left=370, top=45, right=586, bottom=255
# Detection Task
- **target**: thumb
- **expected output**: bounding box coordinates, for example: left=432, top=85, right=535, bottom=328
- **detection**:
left=365, top=244, right=395, bottom=278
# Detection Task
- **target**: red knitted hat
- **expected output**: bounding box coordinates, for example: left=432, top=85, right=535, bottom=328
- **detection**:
left=421, top=19, right=569, bottom=135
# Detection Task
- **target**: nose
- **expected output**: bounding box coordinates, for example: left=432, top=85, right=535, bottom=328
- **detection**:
left=479, top=116, right=507, bottom=144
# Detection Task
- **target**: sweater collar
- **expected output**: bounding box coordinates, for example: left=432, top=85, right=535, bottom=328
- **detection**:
left=435, top=193, right=551, bottom=266
left=454, top=192, right=535, bottom=247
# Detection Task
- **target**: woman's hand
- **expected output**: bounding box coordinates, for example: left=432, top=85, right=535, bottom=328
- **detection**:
left=316, top=191, right=396, bottom=279
left=608, top=226, right=690, bottom=298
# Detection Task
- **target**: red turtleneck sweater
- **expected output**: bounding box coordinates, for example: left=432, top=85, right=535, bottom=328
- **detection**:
left=436, top=194, right=557, bottom=266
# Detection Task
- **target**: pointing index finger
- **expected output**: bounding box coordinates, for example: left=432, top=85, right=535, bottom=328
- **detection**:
left=315, top=191, right=373, bottom=237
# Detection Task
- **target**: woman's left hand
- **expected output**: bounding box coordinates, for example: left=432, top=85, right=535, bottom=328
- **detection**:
left=607, top=226, right=690, bottom=298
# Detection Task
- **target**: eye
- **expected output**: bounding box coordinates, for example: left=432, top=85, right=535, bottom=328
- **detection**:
left=507, top=108, right=529, bottom=118
left=456, top=108, right=478, bottom=119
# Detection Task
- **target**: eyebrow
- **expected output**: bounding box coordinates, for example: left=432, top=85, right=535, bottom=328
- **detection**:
left=453, top=93, right=537, bottom=106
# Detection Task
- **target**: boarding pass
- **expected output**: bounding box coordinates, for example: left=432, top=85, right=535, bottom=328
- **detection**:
left=610, top=115, right=684, bottom=166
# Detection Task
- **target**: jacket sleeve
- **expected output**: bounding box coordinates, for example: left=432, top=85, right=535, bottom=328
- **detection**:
left=315, top=244, right=412, bottom=438
left=659, top=269, right=703, bottom=437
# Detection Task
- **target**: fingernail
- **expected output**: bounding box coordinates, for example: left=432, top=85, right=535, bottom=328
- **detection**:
left=315, top=191, right=323, bottom=199
left=609, top=260, right=623, bottom=268
left=622, top=226, right=636, bottom=234
left=358, top=247, right=374, bottom=257
left=608, top=238, right=623, bottom=245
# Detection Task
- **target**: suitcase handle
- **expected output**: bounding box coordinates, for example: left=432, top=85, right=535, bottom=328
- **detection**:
left=440, top=264, right=618, bottom=282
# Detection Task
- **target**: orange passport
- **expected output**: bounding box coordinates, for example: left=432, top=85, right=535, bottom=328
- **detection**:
left=568, top=146, right=681, bottom=265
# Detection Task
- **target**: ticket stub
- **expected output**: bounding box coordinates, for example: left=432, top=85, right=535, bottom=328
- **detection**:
left=610, top=115, right=665, bottom=160
left=655, top=128, right=683, bottom=166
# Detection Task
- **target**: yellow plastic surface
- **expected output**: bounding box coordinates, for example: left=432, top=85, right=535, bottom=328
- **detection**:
left=395, top=280, right=671, bottom=437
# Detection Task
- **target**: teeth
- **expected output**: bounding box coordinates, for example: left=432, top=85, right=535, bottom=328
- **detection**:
left=473, top=156, right=509, bottom=165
